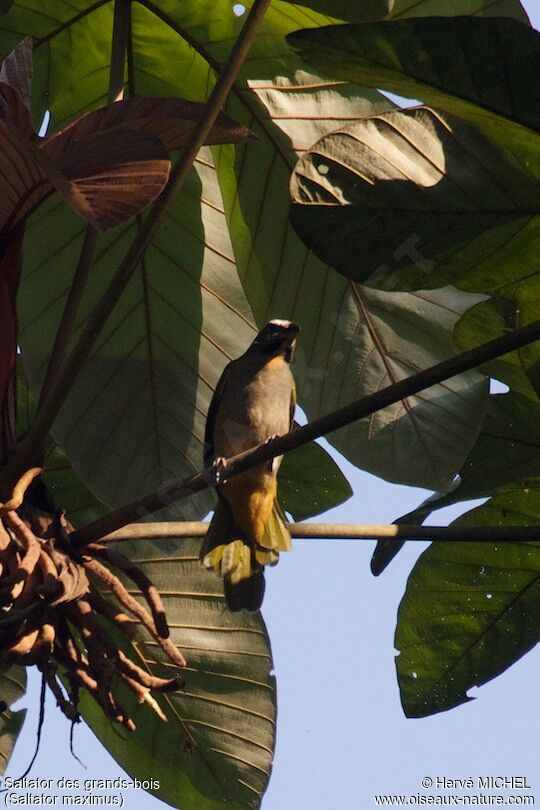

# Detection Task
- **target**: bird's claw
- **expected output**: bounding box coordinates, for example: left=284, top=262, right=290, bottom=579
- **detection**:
left=264, top=434, right=279, bottom=445
left=211, top=457, right=227, bottom=485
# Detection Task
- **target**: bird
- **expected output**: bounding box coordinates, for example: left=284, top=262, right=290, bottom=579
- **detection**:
left=200, top=319, right=299, bottom=612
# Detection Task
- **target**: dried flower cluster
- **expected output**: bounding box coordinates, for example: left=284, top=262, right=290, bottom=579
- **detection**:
left=0, top=469, right=185, bottom=732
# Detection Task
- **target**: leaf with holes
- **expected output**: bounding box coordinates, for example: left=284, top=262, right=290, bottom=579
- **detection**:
left=396, top=489, right=540, bottom=717
left=290, top=106, right=540, bottom=294
left=288, top=17, right=540, bottom=130
left=81, top=537, right=275, bottom=810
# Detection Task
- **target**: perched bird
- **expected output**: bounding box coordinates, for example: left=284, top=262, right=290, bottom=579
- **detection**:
left=200, top=320, right=299, bottom=612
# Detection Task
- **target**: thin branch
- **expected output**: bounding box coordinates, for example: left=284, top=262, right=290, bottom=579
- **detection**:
left=37, top=227, right=99, bottom=409
left=69, top=320, right=540, bottom=547
left=108, top=0, right=131, bottom=103
left=99, top=521, right=540, bottom=543
left=37, top=0, right=131, bottom=411
left=12, top=0, right=271, bottom=475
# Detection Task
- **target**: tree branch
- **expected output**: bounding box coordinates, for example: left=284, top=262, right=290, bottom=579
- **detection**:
left=11, top=0, right=271, bottom=474
left=37, top=0, right=131, bottom=411
left=69, top=319, right=540, bottom=547
left=98, top=521, right=540, bottom=543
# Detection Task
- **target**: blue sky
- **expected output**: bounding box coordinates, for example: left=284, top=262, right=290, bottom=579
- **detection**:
left=5, top=3, right=540, bottom=808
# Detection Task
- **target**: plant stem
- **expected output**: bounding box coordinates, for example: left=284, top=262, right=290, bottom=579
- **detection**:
left=37, top=0, right=131, bottom=411
left=99, top=521, right=540, bottom=543
left=37, top=227, right=99, bottom=410
left=13, top=0, right=271, bottom=474
left=69, top=319, right=540, bottom=547
left=108, top=0, right=131, bottom=103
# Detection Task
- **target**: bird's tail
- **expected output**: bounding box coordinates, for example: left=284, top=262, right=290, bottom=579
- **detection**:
left=200, top=497, right=291, bottom=612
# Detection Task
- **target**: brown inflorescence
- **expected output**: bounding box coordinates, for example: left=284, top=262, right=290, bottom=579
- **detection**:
left=0, top=470, right=185, bottom=733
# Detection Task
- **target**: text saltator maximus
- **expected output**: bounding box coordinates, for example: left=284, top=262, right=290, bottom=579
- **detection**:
left=200, top=320, right=299, bottom=612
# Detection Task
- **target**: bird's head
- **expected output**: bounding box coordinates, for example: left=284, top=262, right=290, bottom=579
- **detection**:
left=252, top=319, right=300, bottom=362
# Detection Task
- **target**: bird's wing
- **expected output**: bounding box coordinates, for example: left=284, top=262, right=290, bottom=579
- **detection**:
left=203, top=361, right=232, bottom=466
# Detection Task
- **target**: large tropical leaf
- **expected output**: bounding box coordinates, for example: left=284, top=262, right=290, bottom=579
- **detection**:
left=20, top=146, right=351, bottom=520
left=82, top=536, right=275, bottom=810
left=290, top=284, right=489, bottom=490
left=455, top=393, right=540, bottom=498
left=0, top=667, right=26, bottom=774
left=290, top=106, right=540, bottom=294
left=406, top=391, right=540, bottom=513
left=387, top=0, right=530, bottom=21
left=278, top=440, right=352, bottom=520
left=455, top=284, right=540, bottom=399
left=19, top=151, right=252, bottom=519
left=3, top=4, right=491, bottom=503
left=371, top=389, right=540, bottom=573
left=288, top=16, right=540, bottom=130
left=285, top=0, right=392, bottom=21
left=395, top=489, right=540, bottom=717
left=0, top=36, right=31, bottom=106
left=0, top=226, right=23, bottom=460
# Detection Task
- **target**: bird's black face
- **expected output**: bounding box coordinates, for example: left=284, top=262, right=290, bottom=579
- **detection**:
left=254, top=319, right=300, bottom=360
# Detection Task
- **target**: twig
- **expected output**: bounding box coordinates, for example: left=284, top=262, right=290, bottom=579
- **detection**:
left=16, top=670, right=46, bottom=780
left=69, top=319, right=540, bottom=547
left=98, top=521, right=540, bottom=543
left=37, top=228, right=99, bottom=410
left=11, top=0, right=272, bottom=475
left=42, top=661, right=79, bottom=723
left=37, top=0, right=131, bottom=411
left=108, top=0, right=130, bottom=103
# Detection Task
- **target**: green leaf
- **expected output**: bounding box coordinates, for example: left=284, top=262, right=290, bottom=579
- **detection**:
left=455, top=293, right=540, bottom=400
left=20, top=155, right=353, bottom=523
left=8, top=5, right=486, bottom=504
left=81, top=537, right=275, bottom=810
left=295, top=284, right=489, bottom=490
left=16, top=363, right=107, bottom=526
left=279, top=441, right=352, bottom=520
left=396, top=490, right=540, bottom=717
left=0, top=667, right=27, bottom=774
left=387, top=0, right=530, bottom=23
left=371, top=389, right=540, bottom=573
left=285, top=0, right=393, bottom=22
left=290, top=106, right=540, bottom=293
left=425, top=391, right=540, bottom=505
left=12, top=6, right=381, bottom=517
left=288, top=17, right=540, bottom=130
left=20, top=152, right=253, bottom=519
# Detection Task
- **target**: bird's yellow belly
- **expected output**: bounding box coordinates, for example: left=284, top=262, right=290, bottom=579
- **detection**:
left=220, top=468, right=277, bottom=545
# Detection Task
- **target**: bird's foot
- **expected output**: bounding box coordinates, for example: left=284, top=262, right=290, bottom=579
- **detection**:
left=264, top=434, right=279, bottom=445
left=210, top=457, right=227, bottom=485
